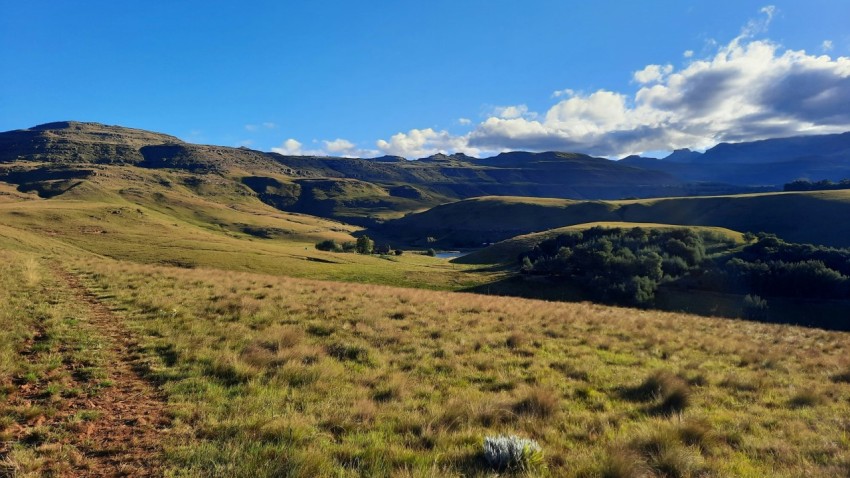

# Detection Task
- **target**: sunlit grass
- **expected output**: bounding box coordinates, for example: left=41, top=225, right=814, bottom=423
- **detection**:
left=0, top=253, right=111, bottom=476
left=65, top=256, right=850, bottom=477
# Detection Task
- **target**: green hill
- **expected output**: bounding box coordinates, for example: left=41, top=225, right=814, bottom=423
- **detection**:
left=0, top=163, right=497, bottom=290
left=457, top=222, right=745, bottom=265
left=384, top=190, right=850, bottom=248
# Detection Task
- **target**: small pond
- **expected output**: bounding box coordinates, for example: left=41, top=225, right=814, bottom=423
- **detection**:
left=434, top=251, right=468, bottom=260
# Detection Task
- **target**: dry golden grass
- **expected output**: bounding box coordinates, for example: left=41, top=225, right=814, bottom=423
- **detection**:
left=55, top=255, right=850, bottom=477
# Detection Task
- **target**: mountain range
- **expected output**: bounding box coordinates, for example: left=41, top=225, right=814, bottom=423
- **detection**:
left=621, top=132, right=850, bottom=185
left=2, top=121, right=850, bottom=227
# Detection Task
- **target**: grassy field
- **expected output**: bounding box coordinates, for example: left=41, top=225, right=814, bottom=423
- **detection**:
left=4, top=255, right=842, bottom=476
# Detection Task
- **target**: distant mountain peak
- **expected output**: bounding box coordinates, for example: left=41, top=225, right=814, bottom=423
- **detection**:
left=664, top=148, right=703, bottom=162
left=419, top=152, right=477, bottom=162
left=369, top=155, right=406, bottom=163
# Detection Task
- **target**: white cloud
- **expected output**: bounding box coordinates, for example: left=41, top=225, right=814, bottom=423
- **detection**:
left=740, top=5, right=775, bottom=38
left=268, top=8, right=850, bottom=160
left=491, top=104, right=536, bottom=119
left=270, top=137, right=377, bottom=157
left=468, top=34, right=850, bottom=156
left=823, top=40, right=834, bottom=52
left=633, top=64, right=674, bottom=84
left=376, top=128, right=480, bottom=158
left=375, top=7, right=850, bottom=158
left=458, top=117, right=472, bottom=125
left=271, top=138, right=304, bottom=155
left=322, top=138, right=379, bottom=158
left=323, top=138, right=355, bottom=153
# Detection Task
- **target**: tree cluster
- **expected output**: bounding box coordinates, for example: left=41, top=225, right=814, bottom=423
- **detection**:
left=783, top=179, right=850, bottom=192
left=519, top=228, right=850, bottom=308
left=724, top=233, right=850, bottom=299
left=315, top=235, right=379, bottom=254
left=520, top=227, right=707, bottom=306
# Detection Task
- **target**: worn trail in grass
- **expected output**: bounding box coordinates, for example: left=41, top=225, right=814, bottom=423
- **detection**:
left=0, top=257, right=169, bottom=477
left=51, top=264, right=170, bottom=477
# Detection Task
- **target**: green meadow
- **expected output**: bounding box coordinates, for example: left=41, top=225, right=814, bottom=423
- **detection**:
left=2, top=161, right=850, bottom=477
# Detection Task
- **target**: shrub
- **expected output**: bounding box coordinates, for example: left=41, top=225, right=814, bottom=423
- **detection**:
left=742, top=294, right=768, bottom=320
left=355, top=235, right=374, bottom=254
left=314, top=239, right=341, bottom=252
left=483, top=435, right=544, bottom=471
left=426, top=248, right=437, bottom=257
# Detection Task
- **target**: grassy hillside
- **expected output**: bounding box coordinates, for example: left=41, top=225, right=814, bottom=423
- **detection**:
left=5, top=254, right=850, bottom=476
left=385, top=190, right=850, bottom=248
left=0, top=164, right=497, bottom=291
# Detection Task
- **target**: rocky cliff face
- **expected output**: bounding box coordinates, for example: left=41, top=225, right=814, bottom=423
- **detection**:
left=0, top=121, right=183, bottom=164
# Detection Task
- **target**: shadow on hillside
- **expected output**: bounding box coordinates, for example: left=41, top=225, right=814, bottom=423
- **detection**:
left=460, top=275, right=584, bottom=302
left=463, top=275, right=850, bottom=332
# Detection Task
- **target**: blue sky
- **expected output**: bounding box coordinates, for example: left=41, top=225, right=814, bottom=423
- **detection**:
left=1, top=1, right=849, bottom=158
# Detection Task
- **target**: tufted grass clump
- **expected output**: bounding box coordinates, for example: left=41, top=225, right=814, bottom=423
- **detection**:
left=514, top=386, right=560, bottom=418
left=483, top=434, right=544, bottom=472
left=623, top=370, right=691, bottom=415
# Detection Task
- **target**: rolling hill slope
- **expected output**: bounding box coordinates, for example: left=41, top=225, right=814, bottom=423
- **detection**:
left=383, top=190, right=850, bottom=248
left=457, top=222, right=745, bottom=265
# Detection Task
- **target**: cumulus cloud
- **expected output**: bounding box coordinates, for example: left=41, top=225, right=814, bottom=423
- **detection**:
left=370, top=6, right=850, bottom=158
left=458, top=117, right=472, bottom=125
left=633, top=64, right=673, bottom=84
left=322, top=138, right=379, bottom=158
left=683, top=50, right=694, bottom=58
left=271, top=138, right=304, bottom=155
left=270, top=137, right=378, bottom=157
left=376, top=128, right=480, bottom=158
left=822, top=40, right=834, bottom=52
left=491, top=104, right=536, bottom=119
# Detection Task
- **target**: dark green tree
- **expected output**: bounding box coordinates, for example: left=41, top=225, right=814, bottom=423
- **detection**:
left=356, top=235, right=375, bottom=254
